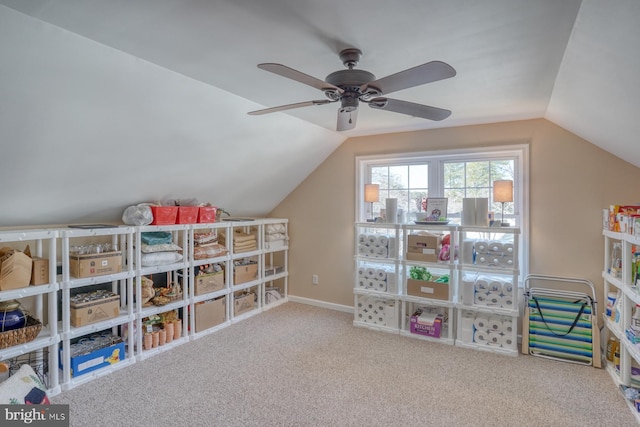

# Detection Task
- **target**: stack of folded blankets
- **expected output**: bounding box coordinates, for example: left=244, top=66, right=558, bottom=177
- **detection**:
left=222, top=229, right=257, bottom=253
left=264, top=223, right=288, bottom=250
left=192, top=230, right=228, bottom=260
left=138, top=231, right=184, bottom=267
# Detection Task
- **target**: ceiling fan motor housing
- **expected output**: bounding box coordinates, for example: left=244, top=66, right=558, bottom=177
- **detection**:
left=324, top=69, right=378, bottom=105
left=325, top=69, right=376, bottom=88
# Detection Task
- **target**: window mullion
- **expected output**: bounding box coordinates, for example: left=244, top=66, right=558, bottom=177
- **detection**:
left=431, top=160, right=443, bottom=197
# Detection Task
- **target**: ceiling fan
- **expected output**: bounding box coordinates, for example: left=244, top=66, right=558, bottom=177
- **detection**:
left=248, top=48, right=456, bottom=131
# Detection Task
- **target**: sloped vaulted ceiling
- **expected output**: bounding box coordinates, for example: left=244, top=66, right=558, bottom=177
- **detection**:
left=0, top=0, right=639, bottom=226
left=546, top=0, right=640, bottom=165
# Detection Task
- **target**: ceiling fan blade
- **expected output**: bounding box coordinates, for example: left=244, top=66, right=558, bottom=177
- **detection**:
left=337, top=108, right=358, bottom=131
left=258, top=63, right=343, bottom=93
left=361, top=61, right=456, bottom=95
left=368, top=97, right=451, bottom=121
left=248, top=100, right=333, bottom=115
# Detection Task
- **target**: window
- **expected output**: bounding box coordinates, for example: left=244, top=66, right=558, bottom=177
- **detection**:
left=443, top=159, right=516, bottom=225
left=357, top=144, right=529, bottom=276
left=370, top=163, right=430, bottom=222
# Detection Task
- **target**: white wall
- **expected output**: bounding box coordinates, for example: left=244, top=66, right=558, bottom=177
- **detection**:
left=0, top=6, right=345, bottom=226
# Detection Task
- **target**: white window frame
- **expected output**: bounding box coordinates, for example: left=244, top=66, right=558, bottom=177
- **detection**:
left=356, top=144, right=530, bottom=279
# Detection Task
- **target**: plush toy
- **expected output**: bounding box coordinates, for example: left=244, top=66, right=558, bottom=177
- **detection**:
left=438, top=234, right=452, bottom=261
left=439, top=244, right=451, bottom=261
left=139, top=276, right=155, bottom=307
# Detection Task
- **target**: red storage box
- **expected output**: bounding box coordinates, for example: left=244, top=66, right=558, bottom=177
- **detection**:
left=150, top=206, right=178, bottom=225
left=197, top=206, right=217, bottom=223
left=176, top=206, right=199, bottom=224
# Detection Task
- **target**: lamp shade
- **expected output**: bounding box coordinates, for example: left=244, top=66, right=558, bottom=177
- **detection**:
left=364, top=184, right=380, bottom=203
left=493, top=180, right=514, bottom=203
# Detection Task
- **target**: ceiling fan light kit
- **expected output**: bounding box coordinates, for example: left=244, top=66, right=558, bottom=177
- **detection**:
left=248, top=48, right=456, bottom=131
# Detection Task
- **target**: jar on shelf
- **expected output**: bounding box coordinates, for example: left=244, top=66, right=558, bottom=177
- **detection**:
left=610, top=242, right=622, bottom=278
left=0, top=300, right=27, bottom=332
left=606, top=335, right=619, bottom=362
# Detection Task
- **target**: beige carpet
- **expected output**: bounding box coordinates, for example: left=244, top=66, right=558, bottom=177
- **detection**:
left=51, top=302, right=636, bottom=426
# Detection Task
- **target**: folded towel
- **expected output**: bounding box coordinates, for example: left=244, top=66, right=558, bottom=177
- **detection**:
left=234, top=240, right=257, bottom=252
left=266, top=224, right=286, bottom=234
left=234, top=236, right=256, bottom=245
left=264, top=239, right=286, bottom=249
left=235, top=244, right=257, bottom=253
left=265, top=233, right=287, bottom=242
left=233, top=230, right=256, bottom=243
left=234, top=241, right=255, bottom=251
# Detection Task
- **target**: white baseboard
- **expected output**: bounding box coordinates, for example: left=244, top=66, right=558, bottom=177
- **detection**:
left=287, top=295, right=354, bottom=314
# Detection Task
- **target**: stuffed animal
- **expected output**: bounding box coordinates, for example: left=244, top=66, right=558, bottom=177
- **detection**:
left=139, top=276, right=155, bottom=307
left=439, top=234, right=451, bottom=261
left=439, top=244, right=451, bottom=261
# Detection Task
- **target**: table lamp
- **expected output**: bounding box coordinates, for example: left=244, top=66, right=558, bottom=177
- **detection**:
left=493, top=180, right=513, bottom=226
left=364, top=184, right=379, bottom=221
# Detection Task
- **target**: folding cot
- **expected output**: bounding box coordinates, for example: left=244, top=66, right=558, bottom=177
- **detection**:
left=522, top=274, right=601, bottom=368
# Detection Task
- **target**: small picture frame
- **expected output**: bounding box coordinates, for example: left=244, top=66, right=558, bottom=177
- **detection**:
left=425, top=198, right=448, bottom=220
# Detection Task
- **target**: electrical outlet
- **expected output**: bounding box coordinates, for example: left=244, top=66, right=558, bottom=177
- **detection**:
left=312, top=274, right=319, bottom=285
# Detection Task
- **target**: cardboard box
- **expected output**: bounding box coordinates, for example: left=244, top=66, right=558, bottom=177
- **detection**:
left=70, top=294, right=120, bottom=327
left=406, top=234, right=441, bottom=263
left=234, top=262, right=258, bottom=284
left=69, top=251, right=122, bottom=278
left=60, top=340, right=125, bottom=378
left=234, top=292, right=255, bottom=316
left=0, top=248, right=32, bottom=291
left=407, top=278, right=449, bottom=300
left=31, top=257, right=49, bottom=285
left=194, top=270, right=225, bottom=296
left=410, top=312, right=443, bottom=338
left=194, top=296, right=226, bottom=332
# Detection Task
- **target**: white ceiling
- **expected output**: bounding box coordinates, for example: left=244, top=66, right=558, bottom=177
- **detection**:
left=1, top=0, right=639, bottom=225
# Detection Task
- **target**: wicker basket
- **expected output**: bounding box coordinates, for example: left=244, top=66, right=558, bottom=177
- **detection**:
left=151, top=292, right=183, bottom=306
left=0, top=316, right=42, bottom=350
left=168, top=292, right=183, bottom=303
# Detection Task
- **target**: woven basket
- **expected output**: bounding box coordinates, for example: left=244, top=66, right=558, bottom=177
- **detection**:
left=0, top=316, right=42, bottom=350
left=151, top=291, right=185, bottom=306
left=168, top=292, right=183, bottom=303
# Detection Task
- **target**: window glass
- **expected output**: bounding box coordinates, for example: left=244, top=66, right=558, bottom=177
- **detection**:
left=443, top=159, right=515, bottom=222
left=370, top=164, right=429, bottom=222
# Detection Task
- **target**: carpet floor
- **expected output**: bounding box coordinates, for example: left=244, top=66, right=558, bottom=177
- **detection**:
left=51, top=302, right=637, bottom=426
